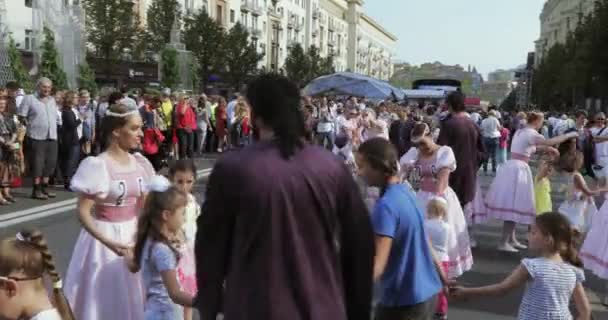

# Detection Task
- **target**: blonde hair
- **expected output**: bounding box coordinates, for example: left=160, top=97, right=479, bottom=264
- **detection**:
left=527, top=111, right=544, bottom=124
left=0, top=230, right=75, bottom=320
left=427, top=198, right=448, bottom=219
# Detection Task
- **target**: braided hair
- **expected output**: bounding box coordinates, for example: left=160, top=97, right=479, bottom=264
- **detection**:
left=0, top=229, right=75, bottom=320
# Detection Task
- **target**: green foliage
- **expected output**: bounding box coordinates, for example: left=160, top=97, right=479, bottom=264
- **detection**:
left=320, top=54, right=336, bottom=76
left=146, top=0, right=182, bottom=52
left=532, top=0, right=608, bottom=111
left=222, top=23, right=263, bottom=90
left=183, top=8, right=226, bottom=87
left=39, top=27, right=68, bottom=90
left=161, top=47, right=180, bottom=89
left=82, top=0, right=137, bottom=68
left=284, top=43, right=310, bottom=87
left=78, top=63, right=98, bottom=96
left=7, top=36, right=32, bottom=92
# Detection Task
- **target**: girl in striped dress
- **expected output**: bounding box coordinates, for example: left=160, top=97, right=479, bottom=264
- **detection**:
left=452, top=212, right=591, bottom=320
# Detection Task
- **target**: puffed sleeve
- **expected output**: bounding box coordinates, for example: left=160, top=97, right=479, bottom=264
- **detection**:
left=399, top=148, right=419, bottom=168
left=70, top=156, right=110, bottom=198
left=437, top=146, right=457, bottom=172
left=529, top=129, right=546, bottom=146
left=133, top=152, right=155, bottom=181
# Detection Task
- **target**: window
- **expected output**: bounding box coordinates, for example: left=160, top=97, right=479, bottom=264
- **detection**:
left=216, top=5, right=223, bottom=24
left=25, top=29, right=34, bottom=51
left=241, top=13, right=247, bottom=25
left=25, top=0, right=33, bottom=8
left=253, top=16, right=258, bottom=29
left=231, top=10, right=235, bottom=23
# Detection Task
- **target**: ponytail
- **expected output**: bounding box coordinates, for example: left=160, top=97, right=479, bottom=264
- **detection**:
left=561, top=228, right=583, bottom=268
left=21, top=230, right=76, bottom=320
left=535, top=212, right=584, bottom=268
left=246, top=74, right=306, bottom=159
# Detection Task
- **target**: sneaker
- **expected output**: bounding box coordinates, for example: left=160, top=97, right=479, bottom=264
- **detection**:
left=434, top=313, right=448, bottom=320
left=497, top=243, right=519, bottom=253
left=511, top=241, right=528, bottom=250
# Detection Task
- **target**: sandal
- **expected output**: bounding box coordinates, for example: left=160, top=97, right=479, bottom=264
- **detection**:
left=4, top=196, right=15, bottom=203
left=0, top=198, right=9, bottom=205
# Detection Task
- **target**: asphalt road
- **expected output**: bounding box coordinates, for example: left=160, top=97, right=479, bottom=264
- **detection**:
left=1, top=161, right=607, bottom=319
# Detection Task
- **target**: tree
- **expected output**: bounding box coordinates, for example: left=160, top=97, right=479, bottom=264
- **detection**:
left=320, top=54, right=336, bottom=76
left=306, top=45, right=322, bottom=82
left=222, top=23, right=263, bottom=90
left=39, top=27, right=68, bottom=90
left=284, top=43, right=309, bottom=87
left=146, top=0, right=182, bottom=52
left=160, top=46, right=180, bottom=89
left=78, top=63, right=98, bottom=96
left=7, top=36, right=32, bottom=92
left=183, top=8, right=226, bottom=88
left=82, top=0, right=138, bottom=79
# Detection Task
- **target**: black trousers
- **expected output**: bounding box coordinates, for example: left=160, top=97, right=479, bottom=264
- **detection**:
left=27, top=138, right=58, bottom=178
left=176, top=128, right=194, bottom=159
left=60, top=143, right=80, bottom=179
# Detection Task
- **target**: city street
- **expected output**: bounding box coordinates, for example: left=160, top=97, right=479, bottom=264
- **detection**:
left=0, top=159, right=607, bottom=319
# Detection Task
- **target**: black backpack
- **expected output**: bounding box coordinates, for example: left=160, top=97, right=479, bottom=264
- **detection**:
left=582, top=127, right=606, bottom=179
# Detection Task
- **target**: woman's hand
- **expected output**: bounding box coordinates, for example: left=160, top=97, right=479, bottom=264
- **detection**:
left=105, top=241, right=130, bottom=257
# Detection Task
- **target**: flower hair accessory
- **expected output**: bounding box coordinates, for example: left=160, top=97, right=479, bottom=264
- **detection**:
left=145, top=175, right=171, bottom=193
left=15, top=232, right=29, bottom=242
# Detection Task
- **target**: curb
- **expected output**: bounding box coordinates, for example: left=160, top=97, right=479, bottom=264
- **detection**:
left=0, top=168, right=213, bottom=228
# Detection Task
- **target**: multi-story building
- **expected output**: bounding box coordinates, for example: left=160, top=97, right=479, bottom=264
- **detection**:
left=481, top=68, right=518, bottom=105
left=535, top=0, right=594, bottom=66
left=6, top=0, right=396, bottom=84
left=142, top=0, right=397, bottom=80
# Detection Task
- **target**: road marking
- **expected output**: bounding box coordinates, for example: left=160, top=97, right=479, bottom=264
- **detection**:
left=0, top=168, right=213, bottom=228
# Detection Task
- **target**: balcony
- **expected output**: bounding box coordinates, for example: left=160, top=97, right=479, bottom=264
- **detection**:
left=287, top=20, right=294, bottom=29
left=328, top=38, right=336, bottom=47
left=267, top=6, right=283, bottom=19
left=328, top=21, right=335, bottom=32
left=241, top=1, right=251, bottom=12
left=295, top=21, right=304, bottom=31
left=312, top=30, right=318, bottom=38
left=312, top=9, right=320, bottom=20
left=252, top=5, right=263, bottom=16
left=250, top=27, right=262, bottom=38
left=287, top=39, right=298, bottom=48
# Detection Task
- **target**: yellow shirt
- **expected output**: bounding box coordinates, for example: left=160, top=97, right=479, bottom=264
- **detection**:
left=534, top=177, right=552, bottom=215
left=160, top=100, right=173, bottom=128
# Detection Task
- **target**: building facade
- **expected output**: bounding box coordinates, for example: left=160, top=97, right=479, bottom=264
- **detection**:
left=481, top=69, right=517, bottom=105
left=535, top=0, right=594, bottom=65
left=142, top=0, right=397, bottom=80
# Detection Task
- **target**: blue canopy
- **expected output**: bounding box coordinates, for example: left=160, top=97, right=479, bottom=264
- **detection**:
left=304, top=72, right=405, bottom=100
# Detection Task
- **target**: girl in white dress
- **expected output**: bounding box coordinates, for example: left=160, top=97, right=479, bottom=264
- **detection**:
left=556, top=151, right=600, bottom=232
left=485, top=112, right=578, bottom=252
left=0, top=230, right=74, bottom=320
left=400, top=122, right=473, bottom=278
left=63, top=103, right=155, bottom=320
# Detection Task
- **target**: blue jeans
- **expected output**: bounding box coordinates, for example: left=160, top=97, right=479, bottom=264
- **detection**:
left=483, top=137, right=499, bottom=172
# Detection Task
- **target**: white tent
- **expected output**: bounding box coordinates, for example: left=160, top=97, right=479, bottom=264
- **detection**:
left=403, top=89, right=446, bottom=99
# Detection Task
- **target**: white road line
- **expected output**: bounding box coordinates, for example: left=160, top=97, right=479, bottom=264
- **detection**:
left=0, top=168, right=213, bottom=228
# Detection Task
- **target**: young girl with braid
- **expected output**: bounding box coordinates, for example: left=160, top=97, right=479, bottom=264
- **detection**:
left=125, top=175, right=195, bottom=320
left=0, top=229, right=74, bottom=320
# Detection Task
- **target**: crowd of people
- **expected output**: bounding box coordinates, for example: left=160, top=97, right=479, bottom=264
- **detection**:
left=2, top=73, right=608, bottom=320
left=0, top=78, right=252, bottom=203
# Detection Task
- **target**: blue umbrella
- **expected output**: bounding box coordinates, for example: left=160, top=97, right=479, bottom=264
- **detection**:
left=304, top=72, right=404, bottom=100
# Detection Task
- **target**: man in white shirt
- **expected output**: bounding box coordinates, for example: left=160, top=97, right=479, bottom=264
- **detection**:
left=480, top=110, right=502, bottom=174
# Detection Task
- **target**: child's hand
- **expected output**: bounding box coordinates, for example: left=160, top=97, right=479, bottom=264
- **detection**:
left=448, top=286, right=469, bottom=299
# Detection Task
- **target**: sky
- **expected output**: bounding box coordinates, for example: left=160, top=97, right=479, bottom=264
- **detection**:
left=363, top=0, right=546, bottom=78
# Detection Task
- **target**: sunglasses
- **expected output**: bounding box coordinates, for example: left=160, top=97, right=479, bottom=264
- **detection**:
left=597, top=118, right=606, bottom=121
